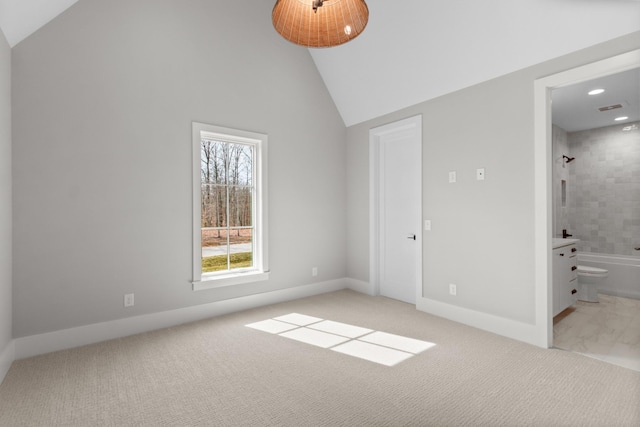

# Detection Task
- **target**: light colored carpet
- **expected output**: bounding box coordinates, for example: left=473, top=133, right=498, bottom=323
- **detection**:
left=1, top=290, right=639, bottom=426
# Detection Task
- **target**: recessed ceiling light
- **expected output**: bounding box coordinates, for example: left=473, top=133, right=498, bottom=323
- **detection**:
left=614, top=116, right=629, bottom=121
left=588, top=89, right=605, bottom=95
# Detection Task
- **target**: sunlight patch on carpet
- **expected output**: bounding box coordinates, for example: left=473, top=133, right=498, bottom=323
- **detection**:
left=360, top=331, right=436, bottom=354
left=279, top=327, right=351, bottom=348
left=308, top=320, right=373, bottom=338
left=332, top=340, right=413, bottom=367
left=245, top=319, right=299, bottom=334
left=273, top=313, right=323, bottom=326
left=246, top=313, right=436, bottom=366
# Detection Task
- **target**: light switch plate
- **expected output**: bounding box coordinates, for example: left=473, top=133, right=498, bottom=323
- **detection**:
left=424, top=220, right=431, bottom=231
left=476, top=168, right=485, bottom=180
left=124, top=293, right=135, bottom=307
left=448, top=171, right=457, bottom=183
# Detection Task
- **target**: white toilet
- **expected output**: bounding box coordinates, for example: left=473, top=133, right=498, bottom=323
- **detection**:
left=577, top=265, right=609, bottom=303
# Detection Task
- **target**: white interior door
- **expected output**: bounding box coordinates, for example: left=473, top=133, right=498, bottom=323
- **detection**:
left=371, top=116, right=422, bottom=304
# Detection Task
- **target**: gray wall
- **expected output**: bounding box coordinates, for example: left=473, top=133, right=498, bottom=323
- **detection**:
left=0, top=29, right=11, bottom=354
left=12, top=0, right=347, bottom=337
left=567, top=122, right=640, bottom=256
left=346, top=32, right=640, bottom=324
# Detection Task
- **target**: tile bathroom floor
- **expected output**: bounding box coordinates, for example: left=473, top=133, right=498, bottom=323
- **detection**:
left=554, top=294, right=640, bottom=372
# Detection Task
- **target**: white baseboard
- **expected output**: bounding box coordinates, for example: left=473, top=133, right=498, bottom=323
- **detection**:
left=600, top=288, right=640, bottom=301
left=15, top=279, right=349, bottom=359
left=417, top=297, right=544, bottom=348
left=0, top=339, right=15, bottom=385
left=13, top=281, right=545, bottom=360
left=345, top=278, right=375, bottom=295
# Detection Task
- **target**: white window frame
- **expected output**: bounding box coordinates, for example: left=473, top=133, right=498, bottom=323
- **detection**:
left=192, top=122, right=269, bottom=291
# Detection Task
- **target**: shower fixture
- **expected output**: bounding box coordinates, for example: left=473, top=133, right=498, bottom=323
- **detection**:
left=563, top=155, right=575, bottom=164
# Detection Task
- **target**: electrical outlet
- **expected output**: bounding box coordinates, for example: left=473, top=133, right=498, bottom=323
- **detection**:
left=124, top=293, right=135, bottom=307
left=449, top=284, right=457, bottom=296
left=312, top=267, right=318, bottom=277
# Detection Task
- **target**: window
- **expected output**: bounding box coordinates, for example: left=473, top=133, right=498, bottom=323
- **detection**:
left=192, top=122, right=268, bottom=290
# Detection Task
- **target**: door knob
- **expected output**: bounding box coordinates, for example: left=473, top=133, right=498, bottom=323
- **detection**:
left=407, top=234, right=416, bottom=240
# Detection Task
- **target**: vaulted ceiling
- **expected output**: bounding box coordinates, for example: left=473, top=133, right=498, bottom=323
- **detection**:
left=1, top=0, right=639, bottom=127
left=0, top=0, right=80, bottom=48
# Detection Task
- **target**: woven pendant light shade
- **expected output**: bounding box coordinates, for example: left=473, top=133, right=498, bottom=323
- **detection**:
left=272, top=0, right=369, bottom=48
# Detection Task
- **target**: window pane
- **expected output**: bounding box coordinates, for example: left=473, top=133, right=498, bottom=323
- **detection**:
left=229, top=228, right=253, bottom=270
left=228, top=186, right=252, bottom=227
left=229, top=143, right=253, bottom=186
left=201, top=184, right=227, bottom=228
left=201, top=228, right=230, bottom=273
left=201, top=140, right=228, bottom=185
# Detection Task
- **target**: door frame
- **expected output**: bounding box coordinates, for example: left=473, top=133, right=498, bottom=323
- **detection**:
left=369, top=115, right=423, bottom=304
left=533, top=49, right=640, bottom=348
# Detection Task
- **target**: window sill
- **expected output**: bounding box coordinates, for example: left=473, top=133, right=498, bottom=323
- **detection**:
left=192, top=271, right=270, bottom=291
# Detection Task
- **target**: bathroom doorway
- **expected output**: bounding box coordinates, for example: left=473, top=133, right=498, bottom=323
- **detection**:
left=533, top=49, right=639, bottom=356
left=548, top=60, right=640, bottom=371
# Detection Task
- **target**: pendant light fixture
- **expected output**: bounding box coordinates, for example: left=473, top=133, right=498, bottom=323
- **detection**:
left=272, top=0, right=369, bottom=48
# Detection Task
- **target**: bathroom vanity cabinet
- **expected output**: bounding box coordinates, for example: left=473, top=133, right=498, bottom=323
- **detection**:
left=552, top=242, right=579, bottom=317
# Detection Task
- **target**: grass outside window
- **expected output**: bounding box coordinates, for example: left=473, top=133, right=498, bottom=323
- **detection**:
left=202, top=252, right=253, bottom=273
